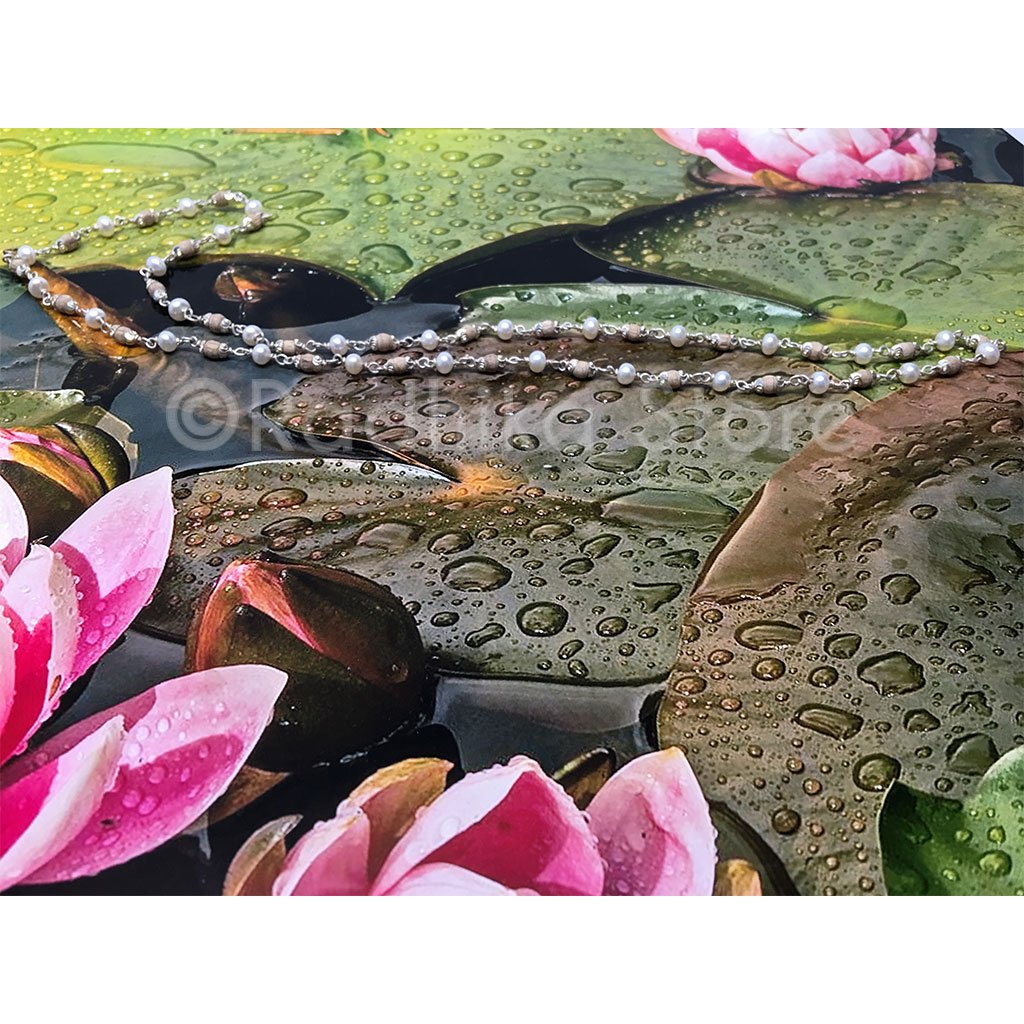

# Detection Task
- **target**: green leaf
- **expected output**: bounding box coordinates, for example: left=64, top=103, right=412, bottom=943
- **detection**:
left=881, top=746, right=1024, bottom=895
left=459, top=282, right=807, bottom=335
left=657, top=354, right=1024, bottom=895
left=580, top=183, right=1024, bottom=347
left=0, top=128, right=704, bottom=300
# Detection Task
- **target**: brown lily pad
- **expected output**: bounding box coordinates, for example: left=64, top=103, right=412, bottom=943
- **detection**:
left=658, top=354, right=1024, bottom=895
left=140, top=334, right=863, bottom=685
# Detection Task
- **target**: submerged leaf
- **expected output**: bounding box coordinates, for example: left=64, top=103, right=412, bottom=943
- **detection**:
left=186, top=557, right=429, bottom=771
left=658, top=354, right=1023, bottom=895
left=880, top=746, right=1024, bottom=896
left=580, top=184, right=1024, bottom=347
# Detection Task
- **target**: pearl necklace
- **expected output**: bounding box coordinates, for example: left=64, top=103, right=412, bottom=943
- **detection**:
left=3, top=188, right=1006, bottom=396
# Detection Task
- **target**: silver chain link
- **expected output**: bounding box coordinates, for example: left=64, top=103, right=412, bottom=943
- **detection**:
left=2, top=189, right=1007, bottom=397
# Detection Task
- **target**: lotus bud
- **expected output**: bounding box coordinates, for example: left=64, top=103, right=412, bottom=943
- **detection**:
left=185, top=556, right=429, bottom=771
left=0, top=422, right=131, bottom=541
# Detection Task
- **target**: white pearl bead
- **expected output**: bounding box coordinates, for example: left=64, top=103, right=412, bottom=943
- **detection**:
left=328, top=334, right=349, bottom=356
left=241, top=325, right=263, bottom=346
left=344, top=353, right=364, bottom=375
left=157, top=330, right=180, bottom=352
left=582, top=316, right=601, bottom=341
left=976, top=340, right=1000, bottom=365
left=252, top=343, right=273, bottom=366
left=853, top=343, right=874, bottom=365
left=178, top=198, right=199, bottom=218
left=15, top=244, right=36, bottom=264
left=809, top=370, right=831, bottom=395
left=616, top=362, right=637, bottom=386
left=669, top=325, right=688, bottom=348
left=213, top=224, right=232, bottom=245
left=420, top=329, right=439, bottom=351
left=167, top=298, right=191, bottom=322
left=898, top=362, right=921, bottom=384
left=95, top=215, right=116, bottom=237
left=711, top=370, right=733, bottom=392
left=244, top=199, right=264, bottom=217
left=934, top=329, right=956, bottom=351
left=760, top=332, right=780, bottom=356
left=27, top=276, right=49, bottom=298
left=528, top=350, right=547, bottom=373
left=146, top=256, right=167, bottom=276
left=496, top=319, right=514, bottom=341
left=435, top=351, right=455, bottom=374
left=83, top=307, right=105, bottom=328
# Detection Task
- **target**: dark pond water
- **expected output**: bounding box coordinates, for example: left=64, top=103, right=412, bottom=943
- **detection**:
left=3, top=129, right=1020, bottom=895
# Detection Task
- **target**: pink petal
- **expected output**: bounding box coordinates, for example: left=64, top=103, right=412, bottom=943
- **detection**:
left=789, top=128, right=857, bottom=158
left=0, top=546, right=80, bottom=763
left=655, top=128, right=758, bottom=182
left=372, top=756, right=604, bottom=896
left=587, top=748, right=717, bottom=896
left=0, top=611, right=14, bottom=743
left=863, top=149, right=933, bottom=183
left=0, top=476, right=28, bottom=584
left=6, top=664, right=287, bottom=885
left=796, top=151, right=879, bottom=188
left=51, top=467, right=174, bottom=682
left=272, top=809, right=372, bottom=895
left=382, top=862, right=532, bottom=896
left=735, top=129, right=810, bottom=177
left=847, top=128, right=893, bottom=161
left=0, top=716, right=124, bottom=891
left=654, top=128, right=701, bottom=154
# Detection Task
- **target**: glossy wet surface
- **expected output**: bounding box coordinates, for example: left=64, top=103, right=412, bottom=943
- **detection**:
left=1, top=129, right=1020, bottom=895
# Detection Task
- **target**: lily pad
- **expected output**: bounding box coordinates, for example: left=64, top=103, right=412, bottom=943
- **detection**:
left=658, top=354, right=1024, bottom=895
left=459, top=282, right=807, bottom=336
left=139, top=322, right=864, bottom=683
left=0, top=128, right=703, bottom=300
left=579, top=184, right=1024, bottom=347
left=880, top=746, right=1024, bottom=895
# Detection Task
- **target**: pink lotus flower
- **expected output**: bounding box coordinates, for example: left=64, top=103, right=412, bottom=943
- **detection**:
left=228, top=748, right=718, bottom=896
left=0, top=469, right=288, bottom=890
left=655, top=128, right=941, bottom=189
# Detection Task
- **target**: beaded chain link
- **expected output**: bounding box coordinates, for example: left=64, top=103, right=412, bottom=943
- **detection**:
left=2, top=188, right=1007, bottom=396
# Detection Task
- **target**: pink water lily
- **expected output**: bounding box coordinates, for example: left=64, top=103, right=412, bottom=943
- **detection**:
left=655, top=128, right=942, bottom=189
left=0, top=467, right=289, bottom=889
left=0, top=467, right=175, bottom=762
left=229, top=748, right=718, bottom=896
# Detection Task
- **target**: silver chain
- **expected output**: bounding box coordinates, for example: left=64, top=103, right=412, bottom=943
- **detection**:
left=2, top=188, right=1006, bottom=396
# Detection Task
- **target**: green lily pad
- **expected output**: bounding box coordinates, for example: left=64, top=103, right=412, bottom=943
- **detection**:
left=880, top=746, right=1024, bottom=895
left=658, top=354, right=1023, bottom=895
left=0, top=128, right=703, bottom=300
left=138, top=326, right=865, bottom=682
left=580, top=183, right=1024, bottom=347
left=459, top=282, right=807, bottom=335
